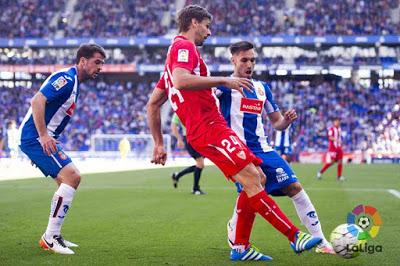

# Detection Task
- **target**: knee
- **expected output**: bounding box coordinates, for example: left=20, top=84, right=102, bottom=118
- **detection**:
left=196, top=158, right=204, bottom=169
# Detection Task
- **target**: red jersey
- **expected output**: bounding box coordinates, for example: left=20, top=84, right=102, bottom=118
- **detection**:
left=157, top=35, right=226, bottom=141
left=328, top=126, right=342, bottom=150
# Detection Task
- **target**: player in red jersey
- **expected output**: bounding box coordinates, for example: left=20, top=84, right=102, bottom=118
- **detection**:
left=317, top=117, right=345, bottom=181
left=147, top=5, right=322, bottom=261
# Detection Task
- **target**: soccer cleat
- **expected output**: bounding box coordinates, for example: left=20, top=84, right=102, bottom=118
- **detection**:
left=39, top=234, right=75, bottom=255
left=230, top=246, right=273, bottom=261
left=337, top=176, right=346, bottom=181
left=171, top=172, right=178, bottom=188
left=60, top=236, right=79, bottom=248
left=290, top=231, right=322, bottom=254
left=192, top=189, right=206, bottom=195
left=316, top=172, right=322, bottom=180
left=315, top=242, right=335, bottom=254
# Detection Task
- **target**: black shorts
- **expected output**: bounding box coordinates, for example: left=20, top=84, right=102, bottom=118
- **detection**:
left=184, top=137, right=202, bottom=159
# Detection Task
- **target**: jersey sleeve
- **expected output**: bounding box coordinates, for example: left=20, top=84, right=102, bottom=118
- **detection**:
left=328, top=127, right=333, bottom=137
left=40, top=72, right=74, bottom=102
left=215, top=86, right=230, bottom=97
left=170, top=40, right=199, bottom=72
left=263, top=83, right=280, bottom=113
left=156, top=74, right=166, bottom=90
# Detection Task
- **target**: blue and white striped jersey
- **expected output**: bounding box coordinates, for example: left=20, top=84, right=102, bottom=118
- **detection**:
left=19, top=66, right=80, bottom=144
left=275, top=125, right=292, bottom=148
left=217, top=80, right=279, bottom=153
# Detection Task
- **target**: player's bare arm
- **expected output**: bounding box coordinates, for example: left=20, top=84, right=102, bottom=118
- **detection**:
left=172, top=67, right=253, bottom=96
left=268, top=109, right=297, bottom=131
left=31, top=92, right=58, bottom=155
left=147, top=87, right=168, bottom=165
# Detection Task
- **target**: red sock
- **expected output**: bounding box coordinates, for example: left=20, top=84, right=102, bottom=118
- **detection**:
left=338, top=163, right=343, bottom=177
left=234, top=192, right=256, bottom=247
left=320, top=163, right=332, bottom=174
left=248, top=191, right=298, bottom=242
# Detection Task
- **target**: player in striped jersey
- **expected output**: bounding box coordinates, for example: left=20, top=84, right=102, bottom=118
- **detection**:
left=274, top=115, right=293, bottom=163
left=18, top=44, right=106, bottom=255
left=217, top=41, right=334, bottom=254
left=317, top=117, right=345, bottom=181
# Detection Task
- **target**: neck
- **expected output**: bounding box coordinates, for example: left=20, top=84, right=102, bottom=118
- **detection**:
left=232, top=72, right=250, bottom=79
left=76, top=65, right=85, bottom=83
left=179, top=31, right=196, bottom=45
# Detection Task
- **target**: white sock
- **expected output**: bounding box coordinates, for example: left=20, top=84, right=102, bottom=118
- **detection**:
left=45, top=183, right=76, bottom=239
left=291, top=189, right=328, bottom=245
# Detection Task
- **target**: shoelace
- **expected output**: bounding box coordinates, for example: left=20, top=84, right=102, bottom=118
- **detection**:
left=54, top=235, right=67, bottom=248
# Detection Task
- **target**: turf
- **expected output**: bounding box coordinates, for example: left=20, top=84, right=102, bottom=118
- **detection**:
left=0, top=163, right=399, bottom=265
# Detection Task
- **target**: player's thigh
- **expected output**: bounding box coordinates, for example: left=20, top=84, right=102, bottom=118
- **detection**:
left=20, top=142, right=72, bottom=179
left=336, top=148, right=344, bottom=163
left=257, top=150, right=298, bottom=196
left=189, top=123, right=261, bottom=179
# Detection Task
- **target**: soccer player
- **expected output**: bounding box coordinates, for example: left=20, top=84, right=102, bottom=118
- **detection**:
left=147, top=5, right=321, bottom=261
left=170, top=112, right=205, bottom=195
left=18, top=44, right=106, bottom=255
left=217, top=41, right=334, bottom=254
left=274, top=115, right=293, bottom=163
left=317, top=117, right=345, bottom=181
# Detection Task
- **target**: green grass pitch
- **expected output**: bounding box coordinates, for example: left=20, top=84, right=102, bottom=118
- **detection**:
left=0, top=163, right=399, bottom=265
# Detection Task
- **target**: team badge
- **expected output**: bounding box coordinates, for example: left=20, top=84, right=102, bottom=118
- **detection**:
left=257, top=87, right=265, bottom=96
left=236, top=150, right=246, bottom=160
left=52, top=76, right=68, bottom=90
left=177, top=49, right=189, bottom=62
left=58, top=151, right=67, bottom=161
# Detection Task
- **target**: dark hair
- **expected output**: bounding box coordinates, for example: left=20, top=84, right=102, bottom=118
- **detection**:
left=229, top=41, right=254, bottom=55
left=333, top=117, right=341, bottom=121
left=76, top=43, right=106, bottom=64
left=177, top=5, right=212, bottom=33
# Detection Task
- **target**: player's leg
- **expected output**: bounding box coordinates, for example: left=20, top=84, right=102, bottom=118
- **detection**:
left=235, top=165, right=322, bottom=253
left=317, top=152, right=334, bottom=179
left=192, top=156, right=205, bottom=194
left=282, top=182, right=334, bottom=254
left=171, top=139, right=199, bottom=189
left=20, top=143, right=77, bottom=254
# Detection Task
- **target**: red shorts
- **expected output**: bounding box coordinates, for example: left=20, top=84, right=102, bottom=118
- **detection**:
left=188, top=122, right=262, bottom=178
left=326, top=148, right=343, bottom=163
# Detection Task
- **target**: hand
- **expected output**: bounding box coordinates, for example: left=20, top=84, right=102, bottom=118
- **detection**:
left=283, top=109, right=297, bottom=123
left=151, top=145, right=167, bottom=165
left=223, top=77, right=253, bottom=96
left=177, top=139, right=185, bottom=149
left=39, top=134, right=59, bottom=156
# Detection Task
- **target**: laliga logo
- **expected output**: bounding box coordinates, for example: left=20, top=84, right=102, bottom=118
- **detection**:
left=347, top=204, right=382, bottom=239
left=346, top=204, right=383, bottom=254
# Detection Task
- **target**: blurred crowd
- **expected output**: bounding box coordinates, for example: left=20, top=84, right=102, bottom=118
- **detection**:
left=1, top=78, right=399, bottom=155
left=0, top=0, right=399, bottom=38
left=267, top=80, right=400, bottom=154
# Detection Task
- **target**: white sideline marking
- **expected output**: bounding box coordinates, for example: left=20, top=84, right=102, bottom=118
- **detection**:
left=387, top=189, right=400, bottom=199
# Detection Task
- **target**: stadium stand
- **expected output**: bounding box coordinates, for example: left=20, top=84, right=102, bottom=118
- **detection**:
left=0, top=0, right=399, bottom=160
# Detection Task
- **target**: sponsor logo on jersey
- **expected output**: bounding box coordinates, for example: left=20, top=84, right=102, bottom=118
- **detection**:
left=58, top=151, right=68, bottom=161
left=276, top=167, right=289, bottom=182
left=51, top=76, right=68, bottom=90
left=236, top=150, right=246, bottom=160
left=240, top=98, right=263, bottom=114
left=177, top=49, right=189, bottom=62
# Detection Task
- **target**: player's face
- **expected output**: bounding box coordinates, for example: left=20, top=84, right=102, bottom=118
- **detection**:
left=82, top=52, right=105, bottom=80
left=194, top=18, right=211, bottom=46
left=232, top=49, right=256, bottom=79
left=334, top=119, right=341, bottom=127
